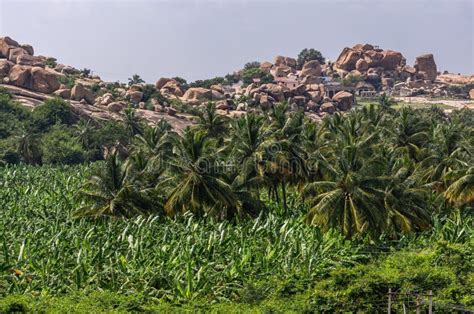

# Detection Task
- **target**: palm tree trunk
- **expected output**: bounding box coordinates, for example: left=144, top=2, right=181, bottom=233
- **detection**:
left=282, top=181, right=287, bottom=214
left=273, top=182, right=280, bottom=204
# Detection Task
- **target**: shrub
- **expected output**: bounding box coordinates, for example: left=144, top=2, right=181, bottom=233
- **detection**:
left=342, top=74, right=361, bottom=87
left=189, top=77, right=226, bottom=89
left=243, top=61, right=261, bottom=71
left=0, top=138, right=21, bottom=165
left=89, top=120, right=131, bottom=152
left=44, top=57, right=57, bottom=68
left=0, top=112, right=21, bottom=139
left=242, top=68, right=273, bottom=85
left=58, top=75, right=76, bottom=89
left=40, top=124, right=85, bottom=165
left=32, top=98, right=75, bottom=131
left=80, top=68, right=91, bottom=77
left=297, top=48, right=325, bottom=69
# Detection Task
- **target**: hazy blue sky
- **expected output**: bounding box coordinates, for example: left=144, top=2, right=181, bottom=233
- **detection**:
left=1, top=0, right=472, bottom=83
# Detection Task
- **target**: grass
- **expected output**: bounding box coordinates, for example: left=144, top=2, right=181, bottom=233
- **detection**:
left=1, top=164, right=473, bottom=312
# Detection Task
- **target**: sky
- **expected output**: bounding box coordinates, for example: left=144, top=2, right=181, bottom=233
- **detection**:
left=0, top=0, right=472, bottom=83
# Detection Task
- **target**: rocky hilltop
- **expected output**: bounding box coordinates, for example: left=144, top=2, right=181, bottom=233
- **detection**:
left=0, top=36, right=473, bottom=125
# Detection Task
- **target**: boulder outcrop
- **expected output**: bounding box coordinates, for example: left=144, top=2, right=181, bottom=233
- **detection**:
left=30, top=67, right=61, bottom=94
left=332, top=91, right=354, bottom=111
left=71, top=84, right=95, bottom=104
left=335, top=47, right=361, bottom=71
left=0, top=36, right=20, bottom=58
left=415, top=54, right=437, bottom=81
left=300, top=60, right=321, bottom=77
left=182, top=87, right=213, bottom=104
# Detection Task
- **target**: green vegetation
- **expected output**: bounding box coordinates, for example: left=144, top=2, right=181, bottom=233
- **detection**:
left=242, top=67, right=274, bottom=85
left=297, top=48, right=325, bottom=69
left=128, top=74, right=145, bottom=86
left=0, top=165, right=472, bottom=312
left=0, top=90, right=132, bottom=165
left=1, top=87, right=473, bottom=311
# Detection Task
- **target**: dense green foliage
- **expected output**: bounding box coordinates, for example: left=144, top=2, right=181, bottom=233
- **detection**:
left=0, top=90, right=132, bottom=166
left=0, top=165, right=472, bottom=312
left=297, top=48, right=325, bottom=69
left=242, top=67, right=274, bottom=85
left=71, top=102, right=473, bottom=239
left=1, top=88, right=473, bottom=311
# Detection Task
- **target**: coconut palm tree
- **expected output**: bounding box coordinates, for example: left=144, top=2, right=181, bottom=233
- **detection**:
left=162, top=129, right=241, bottom=218
left=390, top=108, right=429, bottom=160
left=16, top=128, right=40, bottom=165
left=444, top=167, right=474, bottom=207
left=74, top=119, right=95, bottom=149
left=195, top=102, right=229, bottom=139
left=383, top=163, right=432, bottom=235
left=304, top=135, right=388, bottom=238
left=136, top=119, right=176, bottom=159
left=76, top=150, right=160, bottom=217
left=122, top=106, right=143, bottom=137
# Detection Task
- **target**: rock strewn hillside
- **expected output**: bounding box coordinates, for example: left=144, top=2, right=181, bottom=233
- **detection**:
left=1, top=36, right=473, bottom=125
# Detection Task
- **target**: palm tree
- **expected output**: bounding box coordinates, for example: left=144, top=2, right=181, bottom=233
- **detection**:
left=383, top=164, right=432, bottom=235
left=304, top=136, right=388, bottom=238
left=122, top=106, right=143, bottom=137
left=128, top=74, right=145, bottom=86
left=195, top=102, right=229, bottom=139
left=76, top=150, right=160, bottom=217
left=229, top=113, right=269, bottom=187
left=162, top=129, right=241, bottom=219
left=390, top=107, right=430, bottom=160
left=74, top=119, right=95, bottom=149
left=444, top=167, right=474, bottom=207
left=136, top=119, right=176, bottom=157
left=16, top=128, right=40, bottom=165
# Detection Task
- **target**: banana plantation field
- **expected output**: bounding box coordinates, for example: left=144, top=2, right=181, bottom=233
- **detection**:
left=1, top=165, right=473, bottom=312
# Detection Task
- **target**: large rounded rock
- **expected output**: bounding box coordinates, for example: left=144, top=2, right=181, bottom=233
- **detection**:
left=332, top=91, right=354, bottom=111
left=8, top=65, right=32, bottom=89
left=0, top=36, right=19, bottom=58
left=262, top=83, right=285, bottom=101
left=211, top=89, right=225, bottom=101
left=71, top=84, right=95, bottom=104
left=0, top=60, right=14, bottom=77
left=182, top=87, right=212, bottom=104
left=155, top=77, right=172, bottom=90
left=320, top=102, right=335, bottom=114
left=53, top=88, right=71, bottom=99
left=31, top=67, right=61, bottom=94
left=335, top=47, right=361, bottom=71
left=379, top=50, right=403, bottom=70
left=300, top=60, right=321, bottom=77
left=107, top=101, right=127, bottom=113
left=161, top=80, right=183, bottom=97
left=355, top=59, right=369, bottom=71
left=21, top=44, right=34, bottom=56
left=274, top=56, right=297, bottom=69
left=363, top=50, right=384, bottom=67
left=16, top=55, right=45, bottom=67
left=273, top=65, right=292, bottom=77
left=8, top=47, right=28, bottom=63
left=260, top=61, right=273, bottom=72
left=128, top=90, right=143, bottom=103
left=415, top=54, right=437, bottom=81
